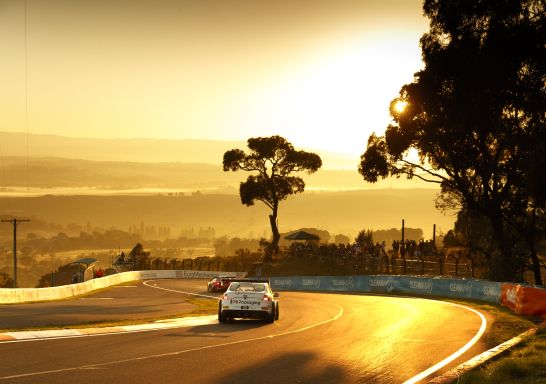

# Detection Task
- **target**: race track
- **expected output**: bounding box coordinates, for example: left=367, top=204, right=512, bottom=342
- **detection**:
left=0, top=279, right=488, bottom=383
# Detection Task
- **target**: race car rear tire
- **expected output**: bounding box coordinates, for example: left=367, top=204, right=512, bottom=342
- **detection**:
left=275, top=303, right=279, bottom=321
left=266, top=304, right=276, bottom=323
left=218, top=303, right=228, bottom=323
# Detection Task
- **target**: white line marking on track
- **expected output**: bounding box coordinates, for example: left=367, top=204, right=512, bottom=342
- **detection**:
left=142, top=280, right=220, bottom=299
left=0, top=304, right=344, bottom=380
left=7, top=330, right=83, bottom=339
left=78, top=298, right=114, bottom=300
left=402, top=301, right=487, bottom=384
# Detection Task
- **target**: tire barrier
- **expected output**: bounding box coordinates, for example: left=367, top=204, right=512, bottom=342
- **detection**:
left=500, top=283, right=546, bottom=318
left=0, top=270, right=246, bottom=304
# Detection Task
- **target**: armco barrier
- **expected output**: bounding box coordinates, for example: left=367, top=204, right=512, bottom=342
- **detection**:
left=0, top=270, right=246, bottom=304
left=500, top=283, right=546, bottom=318
left=270, top=275, right=502, bottom=303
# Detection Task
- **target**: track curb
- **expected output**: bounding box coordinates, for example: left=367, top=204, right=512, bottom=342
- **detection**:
left=427, top=325, right=542, bottom=383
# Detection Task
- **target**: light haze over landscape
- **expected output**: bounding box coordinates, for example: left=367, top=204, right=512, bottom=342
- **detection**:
left=0, top=0, right=452, bottom=253
left=0, top=1, right=545, bottom=381
left=1, top=0, right=427, bottom=156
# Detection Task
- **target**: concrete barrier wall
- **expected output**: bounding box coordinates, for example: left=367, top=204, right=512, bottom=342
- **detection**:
left=0, top=270, right=246, bottom=304
left=270, top=275, right=503, bottom=303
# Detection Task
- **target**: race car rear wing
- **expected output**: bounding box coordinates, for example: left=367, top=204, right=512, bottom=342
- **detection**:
left=228, top=278, right=270, bottom=284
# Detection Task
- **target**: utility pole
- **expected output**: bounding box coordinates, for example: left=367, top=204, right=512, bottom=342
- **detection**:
left=1, top=218, right=30, bottom=288
left=433, top=224, right=437, bottom=258
left=401, top=219, right=406, bottom=275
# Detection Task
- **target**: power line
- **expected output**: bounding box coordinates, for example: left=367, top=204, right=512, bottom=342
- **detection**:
left=1, top=218, right=30, bottom=288
left=25, top=0, right=30, bottom=173
left=0, top=145, right=6, bottom=188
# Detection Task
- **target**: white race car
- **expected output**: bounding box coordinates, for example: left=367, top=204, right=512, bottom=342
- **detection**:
left=218, top=280, right=279, bottom=323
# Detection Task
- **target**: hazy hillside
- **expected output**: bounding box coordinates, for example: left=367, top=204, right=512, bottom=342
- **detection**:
left=0, top=157, right=240, bottom=190
left=0, top=131, right=358, bottom=169
left=0, top=190, right=455, bottom=240
left=0, top=133, right=449, bottom=238
left=0, top=156, right=433, bottom=192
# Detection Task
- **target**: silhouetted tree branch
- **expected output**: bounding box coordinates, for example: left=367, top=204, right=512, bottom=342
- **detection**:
left=359, top=0, right=545, bottom=282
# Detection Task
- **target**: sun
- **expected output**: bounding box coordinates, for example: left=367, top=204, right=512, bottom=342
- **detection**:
left=393, top=100, right=408, bottom=114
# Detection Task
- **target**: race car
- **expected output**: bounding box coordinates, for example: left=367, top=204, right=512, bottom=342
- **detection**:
left=218, top=280, right=279, bottom=323
left=207, top=276, right=235, bottom=292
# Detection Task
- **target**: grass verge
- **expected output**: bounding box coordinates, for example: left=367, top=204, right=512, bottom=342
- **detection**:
left=402, top=294, right=544, bottom=383
left=458, top=324, right=546, bottom=384
left=0, top=296, right=218, bottom=333
left=442, top=299, right=536, bottom=347
left=438, top=298, right=546, bottom=383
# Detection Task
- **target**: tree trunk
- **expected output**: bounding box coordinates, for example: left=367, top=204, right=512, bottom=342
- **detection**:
left=488, top=211, right=517, bottom=282
left=529, top=207, right=543, bottom=285
left=265, top=205, right=280, bottom=263
left=530, top=249, right=542, bottom=285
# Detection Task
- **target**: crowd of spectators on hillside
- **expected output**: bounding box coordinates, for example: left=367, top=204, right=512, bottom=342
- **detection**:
left=286, top=238, right=437, bottom=262
left=391, top=239, right=437, bottom=259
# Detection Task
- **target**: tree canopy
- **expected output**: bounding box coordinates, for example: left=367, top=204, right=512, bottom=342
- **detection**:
left=355, top=229, right=374, bottom=248
left=359, top=0, right=545, bottom=282
left=223, top=136, right=322, bottom=261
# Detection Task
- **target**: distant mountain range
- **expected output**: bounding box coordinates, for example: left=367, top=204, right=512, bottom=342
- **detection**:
left=0, top=131, right=434, bottom=191
left=0, top=131, right=359, bottom=169
left=0, top=156, right=432, bottom=192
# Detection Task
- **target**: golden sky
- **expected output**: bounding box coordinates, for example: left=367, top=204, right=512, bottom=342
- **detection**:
left=0, top=0, right=428, bottom=156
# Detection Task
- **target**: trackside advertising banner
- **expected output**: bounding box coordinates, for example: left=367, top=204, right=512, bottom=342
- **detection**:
left=270, top=275, right=502, bottom=303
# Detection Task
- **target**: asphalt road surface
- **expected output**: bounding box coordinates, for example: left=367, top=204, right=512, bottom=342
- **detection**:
left=0, top=279, right=488, bottom=383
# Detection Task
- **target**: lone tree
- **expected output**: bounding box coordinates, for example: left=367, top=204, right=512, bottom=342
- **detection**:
left=128, top=243, right=150, bottom=270
left=358, top=0, right=545, bottom=282
left=223, top=136, right=322, bottom=262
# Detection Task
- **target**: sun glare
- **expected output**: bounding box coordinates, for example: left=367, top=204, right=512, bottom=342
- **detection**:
left=393, top=100, right=408, bottom=114
left=237, top=37, right=424, bottom=156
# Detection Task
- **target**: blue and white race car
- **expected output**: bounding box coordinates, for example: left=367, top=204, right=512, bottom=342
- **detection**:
left=218, top=280, right=279, bottom=323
